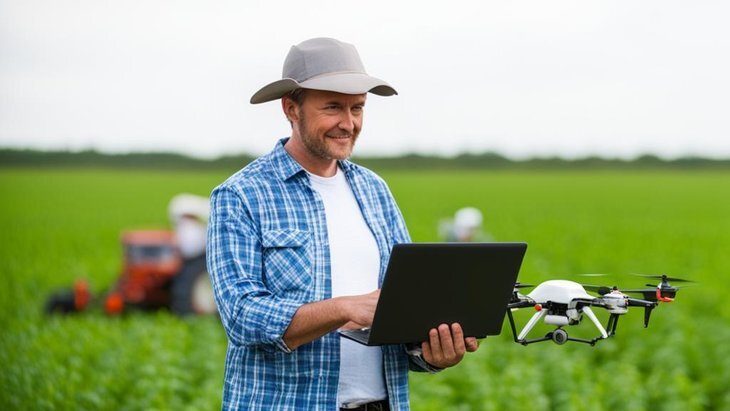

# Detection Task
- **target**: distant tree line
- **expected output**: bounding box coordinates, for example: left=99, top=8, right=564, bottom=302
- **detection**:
left=1, top=148, right=729, bottom=171
left=0, top=149, right=255, bottom=171
left=353, top=152, right=730, bottom=170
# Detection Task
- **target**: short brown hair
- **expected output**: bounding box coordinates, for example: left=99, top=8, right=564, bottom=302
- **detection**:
left=283, top=89, right=308, bottom=127
left=286, top=88, right=308, bottom=106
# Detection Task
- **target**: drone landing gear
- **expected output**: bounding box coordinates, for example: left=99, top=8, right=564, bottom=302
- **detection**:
left=606, top=313, right=620, bottom=335
left=517, top=328, right=599, bottom=346
left=507, top=309, right=621, bottom=346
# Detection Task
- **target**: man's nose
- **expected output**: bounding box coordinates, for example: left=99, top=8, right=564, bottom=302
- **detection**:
left=338, top=111, right=356, bottom=132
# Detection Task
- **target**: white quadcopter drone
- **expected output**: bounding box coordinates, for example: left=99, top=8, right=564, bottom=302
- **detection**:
left=506, top=274, right=690, bottom=346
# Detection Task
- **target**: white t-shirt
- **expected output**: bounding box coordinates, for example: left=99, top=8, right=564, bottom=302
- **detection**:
left=307, top=167, right=386, bottom=407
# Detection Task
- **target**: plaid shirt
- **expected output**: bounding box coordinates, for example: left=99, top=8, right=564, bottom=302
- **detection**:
left=207, top=139, right=432, bottom=411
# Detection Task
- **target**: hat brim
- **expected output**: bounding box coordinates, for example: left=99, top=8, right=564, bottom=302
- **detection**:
left=250, top=72, right=397, bottom=104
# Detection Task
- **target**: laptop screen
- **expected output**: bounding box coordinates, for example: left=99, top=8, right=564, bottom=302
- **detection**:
left=367, top=242, right=527, bottom=345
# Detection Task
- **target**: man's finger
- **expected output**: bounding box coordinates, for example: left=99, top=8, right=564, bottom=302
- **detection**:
left=428, top=327, right=442, bottom=363
left=438, top=324, right=457, bottom=359
left=451, top=323, right=467, bottom=355
left=340, top=321, right=368, bottom=331
left=465, top=337, right=479, bottom=352
left=421, top=337, right=433, bottom=363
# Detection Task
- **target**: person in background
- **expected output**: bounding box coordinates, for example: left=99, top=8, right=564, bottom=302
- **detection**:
left=168, top=193, right=209, bottom=259
left=207, top=38, right=478, bottom=411
left=439, top=207, right=493, bottom=242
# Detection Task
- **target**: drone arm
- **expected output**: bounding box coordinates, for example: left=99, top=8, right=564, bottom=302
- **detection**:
left=627, top=297, right=657, bottom=307
left=624, top=297, right=658, bottom=328
left=581, top=306, right=608, bottom=339
left=508, top=297, right=535, bottom=310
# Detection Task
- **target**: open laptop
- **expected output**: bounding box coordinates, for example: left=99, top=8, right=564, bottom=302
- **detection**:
left=339, top=242, right=527, bottom=346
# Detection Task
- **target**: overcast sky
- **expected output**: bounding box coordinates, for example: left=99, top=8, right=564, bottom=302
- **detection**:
left=1, top=1, right=728, bottom=159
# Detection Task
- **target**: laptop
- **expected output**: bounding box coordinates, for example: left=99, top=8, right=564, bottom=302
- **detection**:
left=339, top=242, right=527, bottom=346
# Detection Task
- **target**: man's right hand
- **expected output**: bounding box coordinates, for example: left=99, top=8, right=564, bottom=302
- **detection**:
left=339, top=289, right=380, bottom=330
left=283, top=289, right=380, bottom=350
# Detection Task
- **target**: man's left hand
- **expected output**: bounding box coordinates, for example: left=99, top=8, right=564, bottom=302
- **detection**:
left=421, top=323, right=479, bottom=369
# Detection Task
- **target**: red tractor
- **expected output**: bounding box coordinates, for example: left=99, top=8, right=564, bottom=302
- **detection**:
left=45, top=195, right=217, bottom=316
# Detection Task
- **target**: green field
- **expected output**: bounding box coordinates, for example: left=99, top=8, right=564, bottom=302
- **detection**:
left=2, top=168, right=729, bottom=410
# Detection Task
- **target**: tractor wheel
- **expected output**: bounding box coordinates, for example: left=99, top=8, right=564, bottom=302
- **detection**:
left=44, top=289, right=77, bottom=314
left=171, top=255, right=217, bottom=316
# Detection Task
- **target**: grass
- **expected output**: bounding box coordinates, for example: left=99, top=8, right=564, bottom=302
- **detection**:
left=1, top=167, right=729, bottom=410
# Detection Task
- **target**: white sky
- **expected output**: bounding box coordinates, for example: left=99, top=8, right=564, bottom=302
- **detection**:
left=1, top=1, right=728, bottom=159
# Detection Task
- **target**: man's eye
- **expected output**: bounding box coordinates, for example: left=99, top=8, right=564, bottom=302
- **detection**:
left=352, top=106, right=364, bottom=113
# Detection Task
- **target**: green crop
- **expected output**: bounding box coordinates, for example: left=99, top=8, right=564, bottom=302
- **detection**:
left=1, top=168, right=729, bottom=410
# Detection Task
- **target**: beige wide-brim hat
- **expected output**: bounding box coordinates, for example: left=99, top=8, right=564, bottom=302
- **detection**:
left=250, top=37, right=398, bottom=104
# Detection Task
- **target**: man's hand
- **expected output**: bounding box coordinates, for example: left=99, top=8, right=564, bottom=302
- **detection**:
left=339, top=289, right=380, bottom=330
left=283, top=289, right=381, bottom=350
left=421, top=323, right=479, bottom=369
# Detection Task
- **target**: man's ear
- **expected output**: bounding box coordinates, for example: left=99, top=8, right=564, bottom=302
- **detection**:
left=282, top=96, right=300, bottom=124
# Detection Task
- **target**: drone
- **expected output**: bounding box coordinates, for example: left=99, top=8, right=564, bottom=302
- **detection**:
left=506, top=274, right=690, bottom=346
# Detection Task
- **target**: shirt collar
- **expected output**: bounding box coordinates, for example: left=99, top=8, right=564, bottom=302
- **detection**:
left=270, top=137, right=356, bottom=181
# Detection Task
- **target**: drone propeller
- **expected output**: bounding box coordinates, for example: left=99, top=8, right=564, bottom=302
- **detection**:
left=514, top=282, right=535, bottom=289
left=626, top=274, right=694, bottom=301
left=644, top=284, right=695, bottom=290
left=632, top=273, right=694, bottom=283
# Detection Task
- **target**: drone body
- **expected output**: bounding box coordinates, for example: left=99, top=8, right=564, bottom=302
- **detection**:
left=506, top=275, right=688, bottom=346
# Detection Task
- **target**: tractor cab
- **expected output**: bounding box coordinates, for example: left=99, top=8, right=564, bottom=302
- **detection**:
left=123, top=230, right=182, bottom=278
left=105, top=230, right=183, bottom=313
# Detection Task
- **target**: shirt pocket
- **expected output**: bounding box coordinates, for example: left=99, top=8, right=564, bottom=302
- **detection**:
left=261, top=229, right=313, bottom=296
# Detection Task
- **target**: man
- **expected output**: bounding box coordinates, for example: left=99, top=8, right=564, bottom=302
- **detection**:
left=168, top=193, right=209, bottom=259
left=440, top=207, right=493, bottom=243
left=207, top=37, right=479, bottom=411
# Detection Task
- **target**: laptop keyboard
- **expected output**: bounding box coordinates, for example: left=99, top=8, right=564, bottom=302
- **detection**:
left=339, top=328, right=371, bottom=345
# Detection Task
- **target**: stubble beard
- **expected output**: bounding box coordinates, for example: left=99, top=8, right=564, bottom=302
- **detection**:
left=297, top=115, right=358, bottom=161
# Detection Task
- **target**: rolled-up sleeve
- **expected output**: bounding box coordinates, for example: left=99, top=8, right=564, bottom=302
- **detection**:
left=207, top=186, right=301, bottom=352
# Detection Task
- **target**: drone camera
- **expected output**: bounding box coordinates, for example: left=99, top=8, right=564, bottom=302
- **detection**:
left=552, top=329, right=568, bottom=345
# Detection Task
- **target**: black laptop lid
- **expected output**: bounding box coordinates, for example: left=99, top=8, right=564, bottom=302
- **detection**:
left=368, top=242, right=527, bottom=345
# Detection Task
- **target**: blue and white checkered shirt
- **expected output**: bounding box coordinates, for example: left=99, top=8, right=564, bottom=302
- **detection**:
left=207, top=139, right=433, bottom=411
